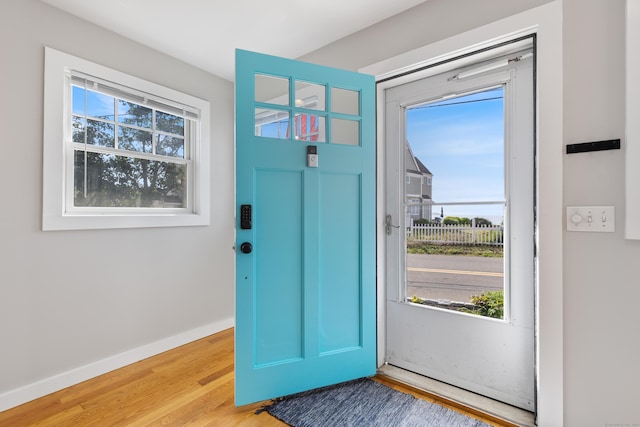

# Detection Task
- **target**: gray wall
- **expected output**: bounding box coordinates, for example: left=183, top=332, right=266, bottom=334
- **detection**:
left=303, top=0, right=640, bottom=425
left=562, top=0, right=640, bottom=425
left=300, top=0, right=553, bottom=72
left=0, top=0, right=234, bottom=400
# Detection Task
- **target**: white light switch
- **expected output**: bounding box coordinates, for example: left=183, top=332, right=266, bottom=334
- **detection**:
left=566, top=206, right=615, bottom=232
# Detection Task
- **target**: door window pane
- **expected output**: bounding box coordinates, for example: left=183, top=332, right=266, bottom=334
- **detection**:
left=331, top=118, right=359, bottom=145
left=295, top=80, right=325, bottom=111
left=255, top=108, right=290, bottom=139
left=294, top=114, right=325, bottom=142
left=405, top=87, right=505, bottom=318
left=255, top=74, right=289, bottom=105
left=331, top=87, right=359, bottom=115
left=407, top=88, right=505, bottom=206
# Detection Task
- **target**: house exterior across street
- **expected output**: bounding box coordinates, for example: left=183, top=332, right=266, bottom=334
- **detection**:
left=405, top=142, right=433, bottom=222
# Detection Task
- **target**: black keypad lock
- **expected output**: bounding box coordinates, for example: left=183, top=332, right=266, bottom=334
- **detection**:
left=240, top=204, right=252, bottom=230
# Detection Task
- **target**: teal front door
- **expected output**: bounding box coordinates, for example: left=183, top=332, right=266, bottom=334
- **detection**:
left=235, top=49, right=376, bottom=405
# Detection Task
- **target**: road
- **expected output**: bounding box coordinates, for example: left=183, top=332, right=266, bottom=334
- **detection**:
left=406, top=253, right=503, bottom=303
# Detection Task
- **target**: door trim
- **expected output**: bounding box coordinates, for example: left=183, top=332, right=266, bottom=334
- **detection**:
left=365, top=3, right=564, bottom=425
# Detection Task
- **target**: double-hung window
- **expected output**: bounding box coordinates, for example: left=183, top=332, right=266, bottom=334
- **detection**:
left=43, top=48, right=210, bottom=230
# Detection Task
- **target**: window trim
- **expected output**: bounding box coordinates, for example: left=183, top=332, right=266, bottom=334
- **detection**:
left=43, top=47, right=211, bottom=230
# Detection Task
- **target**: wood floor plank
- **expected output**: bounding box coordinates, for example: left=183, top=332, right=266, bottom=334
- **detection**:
left=0, top=327, right=511, bottom=426
left=122, top=371, right=235, bottom=426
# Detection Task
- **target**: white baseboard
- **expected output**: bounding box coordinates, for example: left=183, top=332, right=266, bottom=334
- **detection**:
left=0, top=317, right=234, bottom=412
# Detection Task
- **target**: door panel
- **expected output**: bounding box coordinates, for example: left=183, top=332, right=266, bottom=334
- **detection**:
left=254, top=169, right=304, bottom=366
left=319, top=173, right=362, bottom=352
left=235, top=49, right=376, bottom=406
left=386, top=302, right=534, bottom=404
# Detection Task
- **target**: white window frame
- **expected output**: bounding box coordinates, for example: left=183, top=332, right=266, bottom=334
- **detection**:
left=43, top=47, right=211, bottom=230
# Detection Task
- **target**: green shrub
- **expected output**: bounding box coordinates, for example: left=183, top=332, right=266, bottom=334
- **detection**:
left=469, top=290, right=504, bottom=319
left=473, top=217, right=493, bottom=226
left=443, top=216, right=472, bottom=225
left=411, top=295, right=424, bottom=304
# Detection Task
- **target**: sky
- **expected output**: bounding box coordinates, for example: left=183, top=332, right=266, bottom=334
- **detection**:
left=406, top=87, right=505, bottom=223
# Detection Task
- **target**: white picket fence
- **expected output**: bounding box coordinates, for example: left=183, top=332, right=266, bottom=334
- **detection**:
left=407, top=219, right=504, bottom=246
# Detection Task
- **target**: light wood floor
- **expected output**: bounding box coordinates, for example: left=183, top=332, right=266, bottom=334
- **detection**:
left=0, top=328, right=514, bottom=426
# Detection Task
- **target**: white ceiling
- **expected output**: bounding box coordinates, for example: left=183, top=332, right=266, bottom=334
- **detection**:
left=41, top=0, right=427, bottom=81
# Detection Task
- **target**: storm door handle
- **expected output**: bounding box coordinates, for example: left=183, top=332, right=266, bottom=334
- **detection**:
left=385, top=214, right=400, bottom=235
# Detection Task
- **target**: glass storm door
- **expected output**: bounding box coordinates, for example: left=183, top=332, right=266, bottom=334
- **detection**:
left=384, top=45, right=535, bottom=410
left=235, top=49, right=376, bottom=406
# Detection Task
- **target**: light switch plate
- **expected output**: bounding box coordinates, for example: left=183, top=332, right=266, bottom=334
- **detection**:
left=566, top=206, right=615, bottom=232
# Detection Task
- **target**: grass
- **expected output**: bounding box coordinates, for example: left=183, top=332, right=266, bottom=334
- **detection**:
left=406, top=242, right=504, bottom=258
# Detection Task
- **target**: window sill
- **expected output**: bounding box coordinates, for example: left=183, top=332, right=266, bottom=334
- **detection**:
left=42, top=211, right=210, bottom=231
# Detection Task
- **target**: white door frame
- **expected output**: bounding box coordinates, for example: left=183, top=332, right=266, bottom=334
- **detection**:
left=361, top=2, right=563, bottom=425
